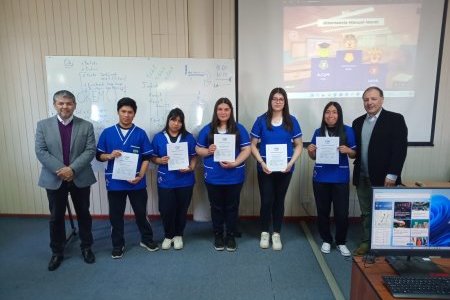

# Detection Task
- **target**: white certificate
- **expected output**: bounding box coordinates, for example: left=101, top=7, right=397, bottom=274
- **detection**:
left=214, top=134, right=235, bottom=162
left=167, top=142, right=189, bottom=171
left=112, top=152, right=139, bottom=180
left=316, top=137, right=339, bottom=164
left=266, top=144, right=287, bottom=172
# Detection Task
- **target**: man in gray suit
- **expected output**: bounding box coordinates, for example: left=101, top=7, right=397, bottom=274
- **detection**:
left=35, top=90, right=97, bottom=271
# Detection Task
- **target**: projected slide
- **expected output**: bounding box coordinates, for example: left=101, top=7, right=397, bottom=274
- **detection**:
left=238, top=0, right=445, bottom=143
left=283, top=3, right=420, bottom=99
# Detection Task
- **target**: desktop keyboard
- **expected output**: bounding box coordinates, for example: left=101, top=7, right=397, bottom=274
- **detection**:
left=382, top=275, right=450, bottom=299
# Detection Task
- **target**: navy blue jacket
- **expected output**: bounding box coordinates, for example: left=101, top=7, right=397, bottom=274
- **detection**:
left=352, top=109, right=408, bottom=186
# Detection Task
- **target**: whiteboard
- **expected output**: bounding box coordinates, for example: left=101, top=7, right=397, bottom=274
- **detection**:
left=45, top=56, right=235, bottom=139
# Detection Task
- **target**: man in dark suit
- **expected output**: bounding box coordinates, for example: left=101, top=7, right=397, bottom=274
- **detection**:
left=352, top=86, right=408, bottom=256
left=35, top=90, right=97, bottom=270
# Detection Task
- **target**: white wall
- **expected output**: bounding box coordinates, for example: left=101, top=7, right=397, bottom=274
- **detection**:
left=0, top=0, right=448, bottom=217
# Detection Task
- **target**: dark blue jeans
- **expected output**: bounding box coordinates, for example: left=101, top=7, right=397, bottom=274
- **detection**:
left=313, top=182, right=349, bottom=245
left=46, top=182, right=93, bottom=255
left=257, top=171, right=292, bottom=233
left=107, top=189, right=154, bottom=248
left=158, top=186, right=193, bottom=239
left=205, top=183, right=243, bottom=236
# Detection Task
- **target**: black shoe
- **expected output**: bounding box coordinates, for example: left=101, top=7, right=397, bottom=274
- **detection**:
left=111, top=246, right=125, bottom=259
left=226, top=235, right=237, bottom=252
left=48, top=255, right=63, bottom=271
left=214, top=234, right=225, bottom=251
left=140, top=241, right=159, bottom=252
left=82, top=248, right=95, bottom=264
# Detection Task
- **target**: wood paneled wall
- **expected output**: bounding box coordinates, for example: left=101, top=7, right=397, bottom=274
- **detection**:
left=0, top=0, right=449, bottom=218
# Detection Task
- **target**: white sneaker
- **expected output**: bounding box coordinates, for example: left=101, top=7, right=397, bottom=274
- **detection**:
left=161, top=238, right=172, bottom=250
left=337, top=244, right=351, bottom=256
left=321, top=242, right=331, bottom=254
left=173, top=236, right=183, bottom=250
left=260, top=232, right=270, bottom=249
left=272, top=233, right=282, bottom=251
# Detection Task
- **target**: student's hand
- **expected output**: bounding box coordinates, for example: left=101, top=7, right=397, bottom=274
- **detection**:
left=307, top=144, right=316, bottom=155
left=159, top=156, right=169, bottom=165
left=282, top=163, right=293, bottom=173
left=261, top=161, right=272, bottom=174
left=208, top=144, right=217, bottom=155
left=108, top=150, right=122, bottom=160
left=338, top=145, right=351, bottom=154
left=220, top=161, right=235, bottom=169
left=128, top=175, right=143, bottom=185
left=179, top=166, right=194, bottom=173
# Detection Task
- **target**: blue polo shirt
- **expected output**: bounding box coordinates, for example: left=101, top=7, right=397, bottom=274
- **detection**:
left=197, top=123, right=250, bottom=185
left=250, top=113, right=302, bottom=173
left=151, top=131, right=197, bottom=189
left=310, top=125, right=356, bottom=183
left=97, top=124, right=153, bottom=191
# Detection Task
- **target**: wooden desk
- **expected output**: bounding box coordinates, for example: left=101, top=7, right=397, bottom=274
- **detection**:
left=350, top=256, right=450, bottom=300
left=403, top=181, right=450, bottom=188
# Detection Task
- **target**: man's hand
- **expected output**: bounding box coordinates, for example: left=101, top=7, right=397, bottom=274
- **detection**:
left=56, top=166, right=74, bottom=181
left=384, top=177, right=396, bottom=187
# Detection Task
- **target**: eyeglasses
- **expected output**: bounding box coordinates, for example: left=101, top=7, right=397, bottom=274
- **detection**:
left=272, top=97, right=285, bottom=103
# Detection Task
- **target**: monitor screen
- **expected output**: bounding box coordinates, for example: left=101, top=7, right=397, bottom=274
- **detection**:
left=370, top=187, right=450, bottom=257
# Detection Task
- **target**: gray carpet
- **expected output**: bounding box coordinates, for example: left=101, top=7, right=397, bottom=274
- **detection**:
left=0, top=217, right=358, bottom=300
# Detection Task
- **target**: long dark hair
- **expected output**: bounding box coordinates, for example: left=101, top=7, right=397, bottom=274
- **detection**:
left=266, top=87, right=293, bottom=131
left=164, top=107, right=189, bottom=138
left=208, top=98, right=239, bottom=144
left=319, top=101, right=347, bottom=146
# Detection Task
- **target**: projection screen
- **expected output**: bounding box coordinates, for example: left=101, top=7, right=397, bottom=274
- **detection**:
left=237, top=0, right=447, bottom=145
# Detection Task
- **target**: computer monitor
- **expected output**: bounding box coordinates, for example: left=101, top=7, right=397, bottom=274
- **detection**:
left=370, top=187, right=450, bottom=276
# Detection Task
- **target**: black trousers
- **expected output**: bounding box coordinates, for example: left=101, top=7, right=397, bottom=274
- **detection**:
left=205, top=183, right=243, bottom=236
left=257, top=171, right=293, bottom=233
left=313, top=182, right=349, bottom=245
left=107, top=189, right=154, bottom=248
left=46, top=182, right=93, bottom=255
left=158, top=186, right=193, bottom=239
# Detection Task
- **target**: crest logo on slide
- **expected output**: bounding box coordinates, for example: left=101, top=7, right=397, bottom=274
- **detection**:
left=344, top=52, right=354, bottom=63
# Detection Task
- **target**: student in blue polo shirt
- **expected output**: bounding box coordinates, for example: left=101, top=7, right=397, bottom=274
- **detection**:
left=196, top=98, right=251, bottom=251
left=307, top=101, right=356, bottom=257
left=96, top=97, right=158, bottom=259
left=151, top=108, right=197, bottom=250
left=250, top=87, right=303, bottom=251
